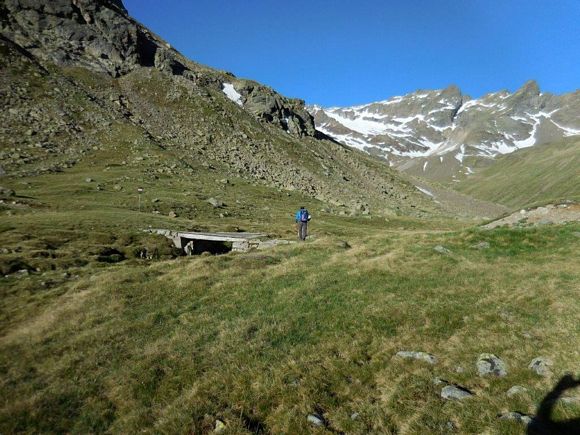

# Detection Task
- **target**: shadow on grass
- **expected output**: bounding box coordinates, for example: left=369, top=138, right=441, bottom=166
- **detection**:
left=527, top=374, right=580, bottom=435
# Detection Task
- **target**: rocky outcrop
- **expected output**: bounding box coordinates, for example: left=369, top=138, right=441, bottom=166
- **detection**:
left=0, top=0, right=317, bottom=137
left=234, top=80, right=316, bottom=137
left=1, top=0, right=144, bottom=76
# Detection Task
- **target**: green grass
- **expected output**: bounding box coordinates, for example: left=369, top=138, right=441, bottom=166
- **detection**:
left=456, top=137, right=580, bottom=210
left=1, top=181, right=579, bottom=434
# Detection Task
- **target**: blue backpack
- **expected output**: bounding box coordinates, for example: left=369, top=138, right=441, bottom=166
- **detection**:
left=299, top=209, right=309, bottom=222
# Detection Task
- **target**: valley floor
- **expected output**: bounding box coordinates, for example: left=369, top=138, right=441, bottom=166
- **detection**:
left=1, top=197, right=579, bottom=433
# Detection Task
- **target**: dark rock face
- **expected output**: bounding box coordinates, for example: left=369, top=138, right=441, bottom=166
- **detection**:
left=0, top=0, right=144, bottom=76
left=236, top=81, right=316, bottom=137
left=0, top=0, right=316, bottom=137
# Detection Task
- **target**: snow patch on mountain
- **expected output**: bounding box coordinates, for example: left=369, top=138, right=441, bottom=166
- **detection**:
left=222, top=83, right=243, bottom=106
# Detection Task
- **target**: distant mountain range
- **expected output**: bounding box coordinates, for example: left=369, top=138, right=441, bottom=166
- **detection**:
left=309, top=82, right=580, bottom=181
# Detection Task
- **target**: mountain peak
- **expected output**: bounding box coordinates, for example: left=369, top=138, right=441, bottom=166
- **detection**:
left=440, top=84, right=462, bottom=98
left=515, top=80, right=540, bottom=97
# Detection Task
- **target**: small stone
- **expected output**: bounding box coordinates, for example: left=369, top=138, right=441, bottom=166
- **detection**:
left=506, top=385, right=528, bottom=397
left=528, top=357, right=552, bottom=376
left=207, top=197, right=224, bottom=208
left=214, top=419, right=226, bottom=433
left=471, top=241, right=490, bottom=249
left=307, top=414, right=325, bottom=426
left=498, top=412, right=533, bottom=425
left=152, top=198, right=160, bottom=203
left=338, top=240, right=351, bottom=249
left=219, top=178, right=229, bottom=185
left=350, top=412, right=359, bottom=420
left=441, top=385, right=473, bottom=400
left=168, top=211, right=178, bottom=218
left=434, top=245, right=451, bottom=255
left=396, top=350, right=437, bottom=365
left=477, top=353, right=508, bottom=377
left=85, top=177, right=94, bottom=183
left=0, top=186, right=15, bottom=197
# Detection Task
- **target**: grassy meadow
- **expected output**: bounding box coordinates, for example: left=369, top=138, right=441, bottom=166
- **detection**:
left=1, top=172, right=579, bottom=433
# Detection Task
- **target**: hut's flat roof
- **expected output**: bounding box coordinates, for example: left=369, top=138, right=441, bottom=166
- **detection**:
left=150, top=229, right=267, bottom=243
left=177, top=232, right=266, bottom=242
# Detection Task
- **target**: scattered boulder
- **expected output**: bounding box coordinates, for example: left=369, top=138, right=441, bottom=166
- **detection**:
left=506, top=385, right=528, bottom=397
left=396, top=350, right=437, bottom=365
left=85, top=177, right=94, bottom=183
left=477, top=353, right=508, bottom=377
left=528, top=357, right=552, bottom=377
left=0, top=186, right=15, bottom=197
left=434, top=245, right=451, bottom=255
left=441, top=385, right=473, bottom=400
left=350, top=412, right=359, bottom=420
left=471, top=241, right=490, bottom=250
left=337, top=240, right=351, bottom=249
left=168, top=210, right=178, bottom=218
left=307, top=413, right=325, bottom=426
left=498, top=412, right=533, bottom=425
left=207, top=197, right=224, bottom=208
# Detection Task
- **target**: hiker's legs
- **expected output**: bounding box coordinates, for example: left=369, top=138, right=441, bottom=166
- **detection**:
left=300, top=222, right=308, bottom=240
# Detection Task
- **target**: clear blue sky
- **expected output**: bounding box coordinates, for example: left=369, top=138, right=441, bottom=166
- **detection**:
left=124, top=0, right=580, bottom=107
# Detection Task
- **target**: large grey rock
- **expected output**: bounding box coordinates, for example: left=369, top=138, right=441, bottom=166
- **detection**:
left=506, top=385, right=528, bottom=397
left=528, top=357, right=552, bottom=376
left=441, top=385, right=473, bottom=400
left=498, top=412, right=533, bottom=425
left=433, top=245, right=451, bottom=255
left=396, top=350, right=438, bottom=365
left=307, top=413, right=325, bottom=426
left=477, top=353, right=508, bottom=377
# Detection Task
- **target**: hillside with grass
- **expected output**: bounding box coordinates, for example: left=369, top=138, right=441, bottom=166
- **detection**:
left=456, top=137, right=580, bottom=209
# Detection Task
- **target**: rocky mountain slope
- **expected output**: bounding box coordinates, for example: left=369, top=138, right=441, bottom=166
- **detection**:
left=309, top=82, right=580, bottom=181
left=0, top=0, right=443, bottom=217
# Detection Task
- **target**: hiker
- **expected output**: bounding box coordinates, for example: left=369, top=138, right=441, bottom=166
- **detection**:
left=295, top=206, right=311, bottom=241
